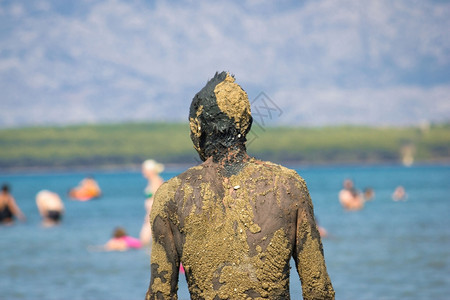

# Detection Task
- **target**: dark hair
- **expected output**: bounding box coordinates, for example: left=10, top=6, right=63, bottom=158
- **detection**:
left=1, top=184, right=10, bottom=193
left=113, top=227, right=127, bottom=238
left=189, top=71, right=252, bottom=161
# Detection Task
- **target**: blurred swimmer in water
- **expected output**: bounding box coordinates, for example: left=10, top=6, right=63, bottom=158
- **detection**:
left=69, top=176, right=101, bottom=201
left=339, top=179, right=364, bottom=211
left=0, top=184, right=26, bottom=225
left=392, top=186, right=407, bottom=201
left=363, top=187, right=375, bottom=201
left=140, top=159, right=164, bottom=246
left=315, top=216, right=329, bottom=238
left=36, top=190, right=64, bottom=227
left=104, top=227, right=142, bottom=251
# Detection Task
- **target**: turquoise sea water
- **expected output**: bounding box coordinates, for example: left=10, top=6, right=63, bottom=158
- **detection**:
left=1, top=164, right=449, bottom=299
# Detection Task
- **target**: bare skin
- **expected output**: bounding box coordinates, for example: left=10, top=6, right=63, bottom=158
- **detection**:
left=140, top=161, right=165, bottom=246
left=36, top=190, right=64, bottom=227
left=146, top=72, right=334, bottom=299
left=0, top=186, right=26, bottom=224
left=339, top=179, right=364, bottom=211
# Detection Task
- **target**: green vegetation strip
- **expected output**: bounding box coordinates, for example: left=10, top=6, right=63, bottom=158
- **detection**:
left=0, top=123, right=449, bottom=169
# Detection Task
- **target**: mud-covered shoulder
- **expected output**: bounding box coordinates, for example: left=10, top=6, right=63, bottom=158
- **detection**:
left=174, top=164, right=205, bottom=184
left=152, top=165, right=209, bottom=220
left=152, top=165, right=204, bottom=205
left=250, top=158, right=302, bottom=177
left=250, top=159, right=308, bottom=191
left=244, top=159, right=312, bottom=214
left=150, top=176, right=182, bottom=221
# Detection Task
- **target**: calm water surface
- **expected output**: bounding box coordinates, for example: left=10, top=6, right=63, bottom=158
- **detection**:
left=1, top=164, right=449, bottom=299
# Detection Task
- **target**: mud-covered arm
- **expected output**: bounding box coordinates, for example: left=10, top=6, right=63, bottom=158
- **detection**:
left=294, top=182, right=335, bottom=300
left=146, top=181, right=180, bottom=300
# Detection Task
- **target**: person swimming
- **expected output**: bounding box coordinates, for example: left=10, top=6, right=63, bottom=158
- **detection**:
left=36, top=190, right=64, bottom=227
left=339, top=179, right=364, bottom=211
left=363, top=187, right=375, bottom=201
left=69, top=176, right=102, bottom=201
left=140, top=159, right=165, bottom=246
left=0, top=184, right=26, bottom=225
left=104, top=227, right=142, bottom=251
left=392, top=185, right=407, bottom=201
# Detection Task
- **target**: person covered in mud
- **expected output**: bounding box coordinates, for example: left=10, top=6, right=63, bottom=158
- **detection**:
left=146, top=72, right=334, bottom=300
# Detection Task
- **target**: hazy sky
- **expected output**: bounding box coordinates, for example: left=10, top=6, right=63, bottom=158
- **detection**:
left=1, top=0, right=449, bottom=127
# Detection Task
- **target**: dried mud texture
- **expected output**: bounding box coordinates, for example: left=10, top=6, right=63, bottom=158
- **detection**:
left=214, top=73, right=251, bottom=137
left=146, top=178, right=182, bottom=300
left=147, top=158, right=335, bottom=299
left=189, top=105, right=204, bottom=154
left=188, top=72, right=252, bottom=162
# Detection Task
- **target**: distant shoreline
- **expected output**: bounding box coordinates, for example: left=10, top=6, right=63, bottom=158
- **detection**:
left=1, top=122, right=449, bottom=172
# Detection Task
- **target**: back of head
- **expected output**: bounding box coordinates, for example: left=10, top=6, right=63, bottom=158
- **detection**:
left=189, top=71, right=252, bottom=161
left=142, top=159, right=165, bottom=174
left=113, top=227, right=127, bottom=238
left=343, top=179, right=353, bottom=189
left=1, top=184, right=10, bottom=193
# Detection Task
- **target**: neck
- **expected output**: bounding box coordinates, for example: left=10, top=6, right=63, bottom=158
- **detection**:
left=148, top=173, right=159, bottom=181
left=211, top=144, right=250, bottom=177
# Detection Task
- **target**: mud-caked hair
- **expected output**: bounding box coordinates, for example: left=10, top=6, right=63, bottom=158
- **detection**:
left=189, top=71, right=252, bottom=161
